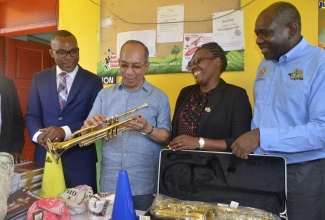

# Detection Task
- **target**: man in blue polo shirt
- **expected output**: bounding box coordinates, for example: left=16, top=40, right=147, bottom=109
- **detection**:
left=231, top=2, right=325, bottom=219
left=84, top=40, right=171, bottom=211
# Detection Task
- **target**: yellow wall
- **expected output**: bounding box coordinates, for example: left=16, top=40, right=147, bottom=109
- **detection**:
left=59, top=0, right=318, bottom=191
left=59, top=0, right=100, bottom=74
left=319, top=7, right=325, bottom=35
left=59, top=0, right=318, bottom=113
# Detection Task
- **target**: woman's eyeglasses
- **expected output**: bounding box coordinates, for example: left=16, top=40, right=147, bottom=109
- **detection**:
left=187, top=57, right=215, bottom=70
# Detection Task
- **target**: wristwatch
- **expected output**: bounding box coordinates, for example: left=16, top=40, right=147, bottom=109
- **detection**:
left=198, top=137, right=205, bottom=150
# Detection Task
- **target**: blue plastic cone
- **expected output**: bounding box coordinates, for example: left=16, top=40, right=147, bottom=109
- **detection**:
left=111, top=170, right=136, bottom=220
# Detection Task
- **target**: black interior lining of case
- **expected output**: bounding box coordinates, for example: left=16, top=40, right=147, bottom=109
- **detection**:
left=158, top=150, right=286, bottom=215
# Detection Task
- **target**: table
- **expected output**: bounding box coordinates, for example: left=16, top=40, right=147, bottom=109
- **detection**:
left=71, top=210, right=146, bottom=219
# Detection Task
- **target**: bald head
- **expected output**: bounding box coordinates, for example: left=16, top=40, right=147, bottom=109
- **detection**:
left=261, top=2, right=301, bottom=33
left=120, top=40, right=149, bottom=62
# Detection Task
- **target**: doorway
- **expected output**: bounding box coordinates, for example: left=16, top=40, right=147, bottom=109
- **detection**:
left=3, top=36, right=55, bottom=160
left=0, top=0, right=58, bottom=160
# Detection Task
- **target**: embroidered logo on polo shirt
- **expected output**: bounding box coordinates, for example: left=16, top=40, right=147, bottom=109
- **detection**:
left=256, top=67, right=266, bottom=81
left=258, top=67, right=266, bottom=77
left=288, top=68, right=303, bottom=80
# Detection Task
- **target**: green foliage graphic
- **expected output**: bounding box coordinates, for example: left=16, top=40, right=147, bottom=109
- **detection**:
left=97, top=50, right=244, bottom=76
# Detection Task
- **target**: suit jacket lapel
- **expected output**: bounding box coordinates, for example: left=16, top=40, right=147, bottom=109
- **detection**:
left=48, top=67, right=61, bottom=112
left=64, top=66, right=84, bottom=109
left=197, top=79, right=227, bottom=134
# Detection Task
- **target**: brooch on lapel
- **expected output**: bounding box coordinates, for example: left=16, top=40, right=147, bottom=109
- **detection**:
left=288, top=68, right=303, bottom=80
left=205, top=107, right=211, bottom=112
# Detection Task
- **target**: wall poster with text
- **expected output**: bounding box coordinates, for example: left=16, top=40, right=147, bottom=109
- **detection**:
left=97, top=0, right=243, bottom=84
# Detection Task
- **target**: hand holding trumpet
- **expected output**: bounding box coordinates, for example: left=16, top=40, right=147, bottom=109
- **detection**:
left=81, top=103, right=150, bottom=135
left=37, top=126, right=65, bottom=148
left=83, top=114, right=107, bottom=131
left=83, top=113, right=153, bottom=134
left=123, top=114, right=153, bottom=134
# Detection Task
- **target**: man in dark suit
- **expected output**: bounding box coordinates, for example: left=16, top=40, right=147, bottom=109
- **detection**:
left=0, top=75, right=27, bottom=164
left=25, top=30, right=103, bottom=192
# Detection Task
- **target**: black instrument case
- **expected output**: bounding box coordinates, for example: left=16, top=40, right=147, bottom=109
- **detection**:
left=146, top=149, right=287, bottom=218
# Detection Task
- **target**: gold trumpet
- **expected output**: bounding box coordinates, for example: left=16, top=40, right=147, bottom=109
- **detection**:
left=46, top=103, right=148, bottom=163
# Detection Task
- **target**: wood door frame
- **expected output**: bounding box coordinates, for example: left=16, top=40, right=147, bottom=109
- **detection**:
left=0, top=37, right=4, bottom=74
left=5, top=38, right=54, bottom=161
left=0, top=0, right=58, bottom=160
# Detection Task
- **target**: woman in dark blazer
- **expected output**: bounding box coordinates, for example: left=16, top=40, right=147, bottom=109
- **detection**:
left=169, top=42, right=252, bottom=152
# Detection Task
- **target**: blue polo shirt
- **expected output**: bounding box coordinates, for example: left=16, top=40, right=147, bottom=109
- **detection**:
left=252, top=37, right=325, bottom=164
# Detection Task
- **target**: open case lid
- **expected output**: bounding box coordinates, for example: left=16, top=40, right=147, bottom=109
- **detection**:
left=157, top=149, right=287, bottom=216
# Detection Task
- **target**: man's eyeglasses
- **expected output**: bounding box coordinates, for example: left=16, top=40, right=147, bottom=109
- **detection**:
left=53, top=48, right=79, bottom=58
left=187, top=57, right=215, bottom=70
left=119, top=62, right=147, bottom=71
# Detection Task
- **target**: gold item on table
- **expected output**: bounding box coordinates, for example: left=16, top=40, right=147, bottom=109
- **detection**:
left=150, top=196, right=281, bottom=220
left=46, top=103, right=148, bottom=163
left=150, top=196, right=217, bottom=220
left=214, top=204, right=281, bottom=220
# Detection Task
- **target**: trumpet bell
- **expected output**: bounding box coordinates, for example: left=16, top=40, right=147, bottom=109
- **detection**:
left=47, top=140, right=66, bottom=164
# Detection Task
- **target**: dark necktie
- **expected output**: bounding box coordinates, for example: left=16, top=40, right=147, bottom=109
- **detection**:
left=58, top=72, right=68, bottom=109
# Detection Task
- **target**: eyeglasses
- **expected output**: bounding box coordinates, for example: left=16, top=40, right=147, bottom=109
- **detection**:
left=52, top=48, right=79, bottom=58
left=187, top=57, right=215, bottom=70
left=119, top=62, right=147, bottom=71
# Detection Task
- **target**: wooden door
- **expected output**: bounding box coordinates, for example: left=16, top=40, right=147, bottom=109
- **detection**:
left=5, top=37, right=54, bottom=161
